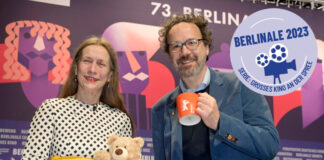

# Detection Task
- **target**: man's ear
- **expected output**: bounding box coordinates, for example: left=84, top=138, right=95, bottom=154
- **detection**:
left=205, top=45, right=210, bottom=57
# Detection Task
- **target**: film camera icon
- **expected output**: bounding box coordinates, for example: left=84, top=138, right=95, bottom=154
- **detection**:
left=255, top=43, right=296, bottom=84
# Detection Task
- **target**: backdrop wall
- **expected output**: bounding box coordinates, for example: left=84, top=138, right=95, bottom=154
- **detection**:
left=1, top=0, right=324, bottom=159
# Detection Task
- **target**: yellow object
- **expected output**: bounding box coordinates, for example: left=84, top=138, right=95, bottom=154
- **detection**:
left=50, top=156, right=93, bottom=160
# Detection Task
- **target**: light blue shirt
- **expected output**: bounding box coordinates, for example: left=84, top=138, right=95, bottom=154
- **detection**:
left=179, top=67, right=211, bottom=93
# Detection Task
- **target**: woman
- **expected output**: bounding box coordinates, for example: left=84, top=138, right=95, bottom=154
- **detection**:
left=22, top=36, right=135, bottom=160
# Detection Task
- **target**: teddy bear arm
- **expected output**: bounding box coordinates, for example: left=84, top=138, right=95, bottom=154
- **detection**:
left=93, top=150, right=111, bottom=160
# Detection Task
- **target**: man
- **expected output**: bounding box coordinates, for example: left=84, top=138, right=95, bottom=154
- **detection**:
left=151, top=14, right=280, bottom=160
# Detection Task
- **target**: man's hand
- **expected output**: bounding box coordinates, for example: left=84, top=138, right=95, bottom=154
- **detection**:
left=196, top=92, right=220, bottom=130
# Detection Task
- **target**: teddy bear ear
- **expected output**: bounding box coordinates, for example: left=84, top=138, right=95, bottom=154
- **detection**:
left=107, top=135, right=119, bottom=145
left=133, top=137, right=144, bottom=148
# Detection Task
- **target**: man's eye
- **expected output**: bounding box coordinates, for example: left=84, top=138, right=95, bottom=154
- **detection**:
left=174, top=43, right=182, bottom=48
left=187, top=40, right=197, bottom=45
left=170, top=44, right=178, bottom=49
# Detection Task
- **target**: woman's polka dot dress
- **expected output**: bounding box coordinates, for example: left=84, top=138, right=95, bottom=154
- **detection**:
left=21, top=96, right=132, bottom=160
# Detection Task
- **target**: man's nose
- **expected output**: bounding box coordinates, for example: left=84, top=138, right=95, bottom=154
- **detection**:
left=180, top=44, right=191, bottom=56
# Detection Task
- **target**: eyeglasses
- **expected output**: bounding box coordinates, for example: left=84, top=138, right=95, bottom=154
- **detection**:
left=168, top=38, right=204, bottom=53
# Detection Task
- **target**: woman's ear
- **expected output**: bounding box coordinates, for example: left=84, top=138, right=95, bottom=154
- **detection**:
left=107, top=71, right=113, bottom=83
left=74, top=65, right=78, bottom=76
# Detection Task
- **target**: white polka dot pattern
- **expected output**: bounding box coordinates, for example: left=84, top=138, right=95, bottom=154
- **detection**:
left=21, top=96, right=132, bottom=160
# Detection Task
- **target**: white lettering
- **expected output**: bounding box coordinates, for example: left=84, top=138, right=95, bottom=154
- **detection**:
left=183, top=6, right=191, bottom=14
left=182, top=100, right=189, bottom=111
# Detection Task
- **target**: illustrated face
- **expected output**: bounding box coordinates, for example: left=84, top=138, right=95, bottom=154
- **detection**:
left=117, top=51, right=149, bottom=94
left=76, top=45, right=111, bottom=93
left=18, top=27, right=56, bottom=77
left=167, top=22, right=209, bottom=78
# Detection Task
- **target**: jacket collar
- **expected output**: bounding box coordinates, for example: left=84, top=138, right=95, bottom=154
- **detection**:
left=208, top=68, right=225, bottom=110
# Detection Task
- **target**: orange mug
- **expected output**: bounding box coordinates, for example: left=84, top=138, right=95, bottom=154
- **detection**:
left=176, top=92, right=201, bottom=126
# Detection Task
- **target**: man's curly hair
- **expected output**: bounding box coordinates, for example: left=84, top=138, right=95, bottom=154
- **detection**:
left=158, top=14, right=213, bottom=54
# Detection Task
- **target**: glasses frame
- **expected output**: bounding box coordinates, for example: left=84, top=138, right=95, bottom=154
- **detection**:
left=168, top=38, right=204, bottom=53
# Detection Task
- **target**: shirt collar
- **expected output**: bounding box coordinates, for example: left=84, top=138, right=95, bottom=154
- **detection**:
left=180, top=67, right=210, bottom=93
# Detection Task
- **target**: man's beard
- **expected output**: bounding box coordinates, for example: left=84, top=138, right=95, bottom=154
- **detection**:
left=175, top=54, right=206, bottom=78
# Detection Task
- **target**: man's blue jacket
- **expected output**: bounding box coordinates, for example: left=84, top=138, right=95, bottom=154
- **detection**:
left=151, top=69, right=280, bottom=160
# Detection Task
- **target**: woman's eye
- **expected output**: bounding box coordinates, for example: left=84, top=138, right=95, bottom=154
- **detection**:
left=97, top=61, right=106, bottom=66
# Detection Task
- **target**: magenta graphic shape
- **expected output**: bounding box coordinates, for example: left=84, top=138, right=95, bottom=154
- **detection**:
left=207, top=43, right=232, bottom=70
left=301, top=61, right=324, bottom=128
